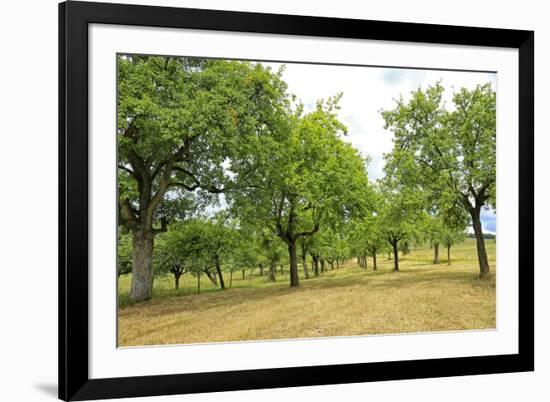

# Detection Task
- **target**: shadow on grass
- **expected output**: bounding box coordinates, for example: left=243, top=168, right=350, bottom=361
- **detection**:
left=119, top=263, right=494, bottom=319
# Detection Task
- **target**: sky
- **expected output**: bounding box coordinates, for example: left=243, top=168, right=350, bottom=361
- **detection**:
left=262, top=61, right=497, bottom=234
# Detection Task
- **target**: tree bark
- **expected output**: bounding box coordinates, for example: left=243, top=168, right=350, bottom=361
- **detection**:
left=288, top=241, right=299, bottom=287
left=447, top=244, right=451, bottom=265
left=392, top=241, right=399, bottom=271
left=214, top=255, right=225, bottom=289
left=433, top=242, right=440, bottom=264
left=197, top=271, right=201, bottom=294
left=471, top=208, right=490, bottom=277
left=174, top=273, right=180, bottom=290
left=242, top=269, right=245, bottom=280
left=259, top=263, right=264, bottom=276
left=373, top=252, right=377, bottom=271
left=230, top=270, right=233, bottom=288
left=320, top=258, right=326, bottom=273
left=130, top=228, right=155, bottom=302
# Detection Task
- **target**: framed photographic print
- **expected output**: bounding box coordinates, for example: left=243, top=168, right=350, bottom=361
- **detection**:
left=59, top=1, right=534, bottom=400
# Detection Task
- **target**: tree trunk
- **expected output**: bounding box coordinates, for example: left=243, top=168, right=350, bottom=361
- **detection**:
left=288, top=241, right=299, bottom=287
left=174, top=273, right=180, bottom=290
left=206, top=271, right=217, bottom=286
left=313, top=255, right=319, bottom=276
left=268, top=261, right=277, bottom=282
left=433, top=242, right=439, bottom=264
left=320, top=259, right=326, bottom=273
left=215, top=255, right=225, bottom=289
left=447, top=244, right=451, bottom=266
left=197, top=272, right=201, bottom=294
left=373, top=252, right=377, bottom=271
left=364, top=255, right=368, bottom=270
left=330, top=261, right=334, bottom=270
left=301, top=241, right=309, bottom=279
left=280, top=264, right=284, bottom=275
left=471, top=209, right=490, bottom=277
left=242, top=269, right=245, bottom=280
left=130, top=228, right=155, bottom=302
left=259, top=263, right=264, bottom=276
left=336, top=258, right=340, bottom=269
left=230, top=270, right=233, bottom=288
left=392, top=241, right=399, bottom=271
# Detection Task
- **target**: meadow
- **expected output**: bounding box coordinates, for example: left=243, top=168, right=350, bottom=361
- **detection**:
left=118, top=238, right=496, bottom=347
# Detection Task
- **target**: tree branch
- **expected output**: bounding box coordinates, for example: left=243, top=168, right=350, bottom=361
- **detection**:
left=118, top=164, right=138, bottom=178
left=119, top=197, right=139, bottom=230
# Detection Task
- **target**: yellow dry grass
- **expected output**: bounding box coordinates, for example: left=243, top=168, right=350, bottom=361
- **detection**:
left=118, top=238, right=496, bottom=347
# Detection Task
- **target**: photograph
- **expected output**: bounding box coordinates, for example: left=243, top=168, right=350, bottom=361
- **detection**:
left=116, top=54, right=497, bottom=347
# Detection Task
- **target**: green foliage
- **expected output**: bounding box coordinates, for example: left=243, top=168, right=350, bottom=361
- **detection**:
left=382, top=82, right=496, bottom=217
left=117, top=54, right=291, bottom=233
left=117, top=232, right=133, bottom=277
left=229, top=95, right=371, bottom=245
left=377, top=182, right=427, bottom=247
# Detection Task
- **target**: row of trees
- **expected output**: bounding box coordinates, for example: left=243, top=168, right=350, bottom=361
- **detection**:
left=118, top=204, right=467, bottom=293
left=117, top=55, right=495, bottom=302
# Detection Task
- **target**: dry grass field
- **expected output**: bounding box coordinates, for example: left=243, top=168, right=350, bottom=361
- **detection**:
left=118, top=238, right=496, bottom=347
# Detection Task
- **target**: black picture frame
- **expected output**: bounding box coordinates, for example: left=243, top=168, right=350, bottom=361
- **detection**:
left=59, top=1, right=534, bottom=400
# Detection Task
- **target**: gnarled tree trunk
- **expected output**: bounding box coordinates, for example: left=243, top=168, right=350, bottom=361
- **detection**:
left=130, top=228, right=155, bottom=302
